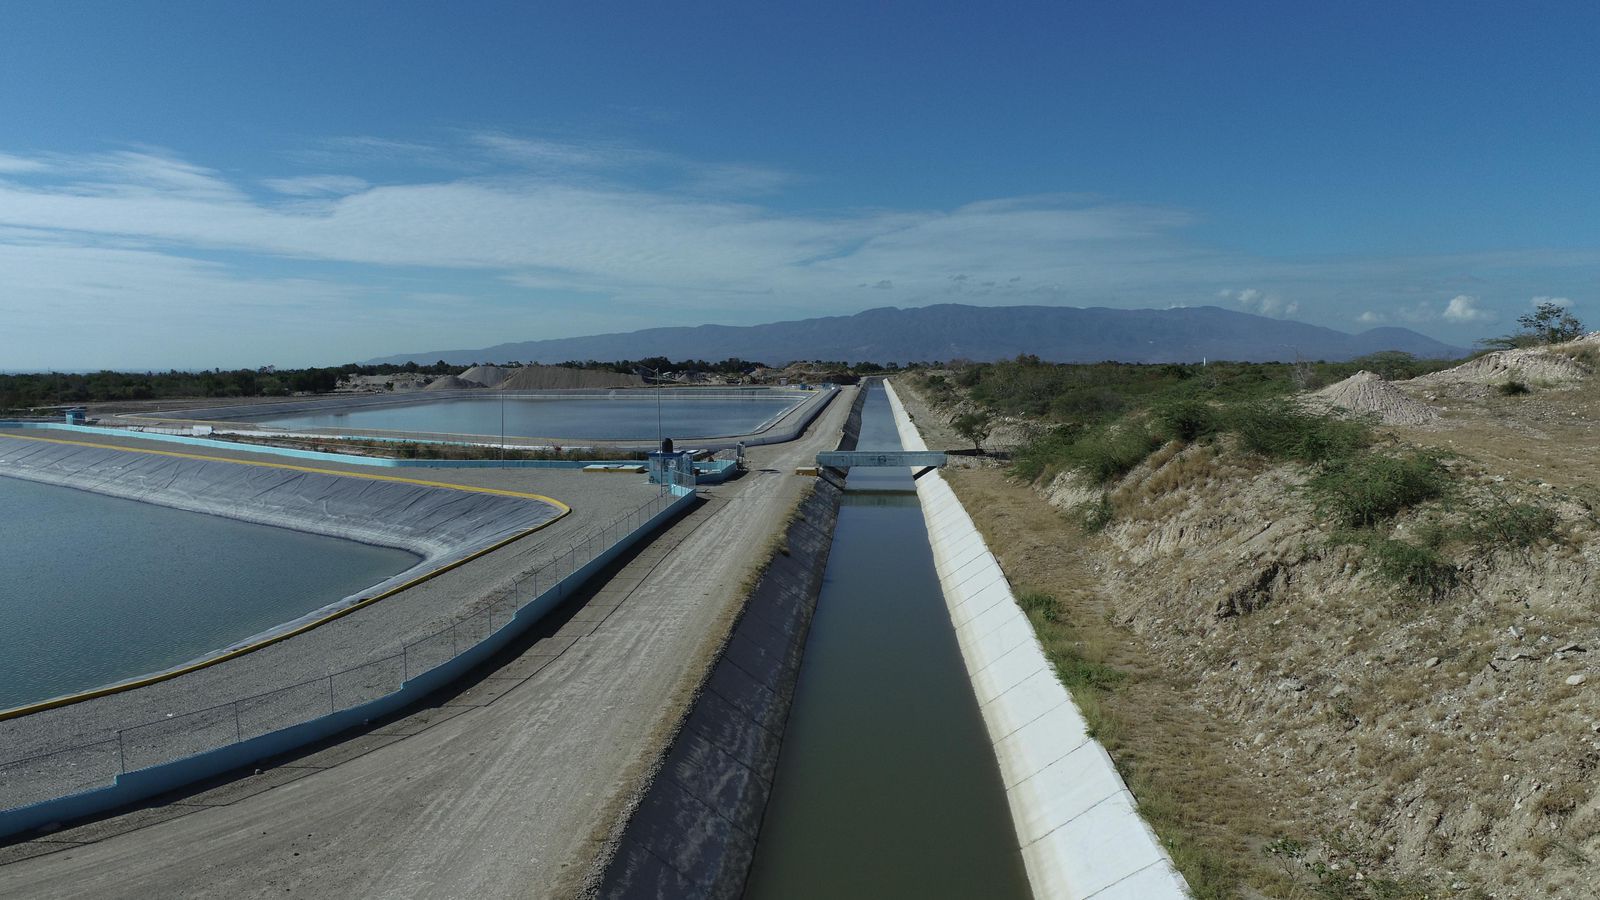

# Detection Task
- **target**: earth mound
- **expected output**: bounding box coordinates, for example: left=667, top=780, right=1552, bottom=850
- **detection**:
left=497, top=365, right=645, bottom=390
left=1411, top=344, right=1591, bottom=387
left=1305, top=370, right=1440, bottom=425
left=423, top=375, right=486, bottom=391
left=458, top=365, right=511, bottom=388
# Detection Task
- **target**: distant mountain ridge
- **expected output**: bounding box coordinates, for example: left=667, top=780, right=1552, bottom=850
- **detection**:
left=368, top=304, right=1468, bottom=366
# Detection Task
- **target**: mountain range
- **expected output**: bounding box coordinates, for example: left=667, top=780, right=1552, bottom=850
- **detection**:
left=368, top=304, right=1468, bottom=367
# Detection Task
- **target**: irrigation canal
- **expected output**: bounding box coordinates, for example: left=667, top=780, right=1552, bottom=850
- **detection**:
left=743, top=384, right=1029, bottom=898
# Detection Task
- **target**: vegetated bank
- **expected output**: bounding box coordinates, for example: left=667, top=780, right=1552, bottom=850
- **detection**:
left=896, top=335, right=1600, bottom=899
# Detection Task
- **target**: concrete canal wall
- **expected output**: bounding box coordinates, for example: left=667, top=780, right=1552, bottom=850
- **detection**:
left=883, top=381, right=1187, bottom=900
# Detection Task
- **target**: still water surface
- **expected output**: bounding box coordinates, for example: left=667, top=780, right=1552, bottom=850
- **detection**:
left=250, top=393, right=800, bottom=439
left=743, top=385, right=1029, bottom=898
left=0, top=477, right=416, bottom=710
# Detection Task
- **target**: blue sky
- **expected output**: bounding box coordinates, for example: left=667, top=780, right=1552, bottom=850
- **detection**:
left=2, top=1, right=1597, bottom=368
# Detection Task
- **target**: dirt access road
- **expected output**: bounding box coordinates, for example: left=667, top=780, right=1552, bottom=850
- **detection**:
left=0, top=387, right=854, bottom=900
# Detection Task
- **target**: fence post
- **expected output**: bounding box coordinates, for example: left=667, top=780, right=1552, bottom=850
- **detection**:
left=327, top=675, right=335, bottom=714
left=117, top=730, right=126, bottom=774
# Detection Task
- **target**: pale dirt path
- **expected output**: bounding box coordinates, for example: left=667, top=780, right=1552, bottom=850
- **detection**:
left=0, top=389, right=853, bottom=900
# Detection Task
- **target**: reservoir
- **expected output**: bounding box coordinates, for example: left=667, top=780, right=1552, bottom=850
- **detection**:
left=242, top=392, right=802, bottom=440
left=743, top=385, right=1029, bottom=898
left=0, top=476, right=417, bottom=711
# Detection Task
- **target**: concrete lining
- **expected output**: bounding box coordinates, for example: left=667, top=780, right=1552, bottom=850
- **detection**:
left=884, top=381, right=1188, bottom=900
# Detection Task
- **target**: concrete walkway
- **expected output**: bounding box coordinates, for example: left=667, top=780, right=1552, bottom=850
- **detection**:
left=0, top=387, right=853, bottom=899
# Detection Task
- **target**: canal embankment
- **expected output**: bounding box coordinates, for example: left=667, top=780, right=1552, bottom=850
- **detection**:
left=883, top=381, right=1187, bottom=900
left=592, top=383, right=867, bottom=899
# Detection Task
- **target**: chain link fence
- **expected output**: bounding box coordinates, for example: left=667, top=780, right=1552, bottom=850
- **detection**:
left=1, top=486, right=688, bottom=814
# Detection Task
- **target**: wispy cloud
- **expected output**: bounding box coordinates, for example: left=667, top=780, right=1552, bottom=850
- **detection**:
left=1218, top=287, right=1298, bottom=318
left=0, top=133, right=1594, bottom=368
left=262, top=174, right=371, bottom=196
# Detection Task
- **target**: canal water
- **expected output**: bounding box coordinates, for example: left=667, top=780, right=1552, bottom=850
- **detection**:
left=743, top=385, right=1029, bottom=898
left=0, top=476, right=417, bottom=710
left=248, top=392, right=800, bottom=440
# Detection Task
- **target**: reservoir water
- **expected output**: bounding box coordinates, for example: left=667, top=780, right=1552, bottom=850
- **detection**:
left=0, top=476, right=417, bottom=710
left=743, top=385, right=1029, bottom=898
left=246, top=392, right=801, bottom=440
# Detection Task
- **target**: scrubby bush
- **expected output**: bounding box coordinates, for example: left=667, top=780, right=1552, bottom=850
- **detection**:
left=1151, top=397, right=1219, bottom=443
left=1497, top=380, right=1531, bottom=396
left=1362, top=536, right=1458, bottom=602
left=1016, top=588, right=1063, bottom=623
left=1063, top=425, right=1163, bottom=484
left=1308, top=452, right=1450, bottom=527
left=1226, top=399, right=1371, bottom=465
left=1465, top=499, right=1559, bottom=548
left=1078, top=492, right=1115, bottom=532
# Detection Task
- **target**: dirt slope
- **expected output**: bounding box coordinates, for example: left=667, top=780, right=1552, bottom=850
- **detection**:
left=900, top=370, right=1600, bottom=899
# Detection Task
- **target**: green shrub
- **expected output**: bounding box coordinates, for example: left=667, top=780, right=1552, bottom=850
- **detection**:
left=1497, top=379, right=1531, bottom=395
left=1012, top=425, right=1079, bottom=482
left=1151, top=397, right=1219, bottom=443
left=1013, top=422, right=1161, bottom=484
left=1226, top=399, right=1371, bottom=464
left=1465, top=500, right=1559, bottom=548
left=1363, top=536, right=1458, bottom=601
left=1308, top=452, right=1450, bottom=527
left=1065, top=425, right=1163, bottom=484
left=1078, top=493, right=1115, bottom=532
left=1016, top=588, right=1063, bottom=623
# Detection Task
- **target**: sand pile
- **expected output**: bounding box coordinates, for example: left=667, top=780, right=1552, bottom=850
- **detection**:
left=458, top=365, right=511, bottom=388
left=497, top=364, right=645, bottom=390
left=1306, top=371, right=1440, bottom=425
left=1411, top=345, right=1591, bottom=387
left=424, top=375, right=486, bottom=391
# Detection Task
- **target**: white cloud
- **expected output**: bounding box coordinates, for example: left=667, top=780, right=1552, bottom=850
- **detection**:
left=262, top=175, right=371, bottom=197
left=0, top=153, right=50, bottom=174
left=1443, top=294, right=1495, bottom=323
left=1, top=135, right=1597, bottom=367
left=1219, top=287, right=1298, bottom=317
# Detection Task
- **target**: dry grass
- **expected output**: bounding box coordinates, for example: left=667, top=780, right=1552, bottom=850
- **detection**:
left=946, top=466, right=1303, bottom=899
left=903, top=373, right=1600, bottom=898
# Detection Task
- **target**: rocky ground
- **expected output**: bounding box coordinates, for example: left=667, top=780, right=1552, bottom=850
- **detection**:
left=897, top=361, right=1600, bottom=900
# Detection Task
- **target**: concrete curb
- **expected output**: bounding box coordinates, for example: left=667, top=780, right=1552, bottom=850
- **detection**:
left=884, top=381, right=1188, bottom=900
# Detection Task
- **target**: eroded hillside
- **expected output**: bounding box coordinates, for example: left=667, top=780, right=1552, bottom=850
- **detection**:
left=897, top=340, right=1600, bottom=899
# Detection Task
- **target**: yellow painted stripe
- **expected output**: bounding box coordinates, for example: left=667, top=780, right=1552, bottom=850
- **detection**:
left=0, top=432, right=571, bottom=511
left=0, top=432, right=577, bottom=721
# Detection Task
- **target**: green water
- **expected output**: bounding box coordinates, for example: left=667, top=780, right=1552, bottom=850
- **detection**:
left=0, top=476, right=418, bottom=710
left=744, top=386, right=1029, bottom=898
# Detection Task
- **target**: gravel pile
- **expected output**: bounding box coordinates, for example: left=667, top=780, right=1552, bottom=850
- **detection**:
left=458, top=364, right=511, bottom=387
left=1411, top=346, right=1591, bottom=387
left=1306, top=370, right=1440, bottom=425
left=424, top=374, right=486, bottom=391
